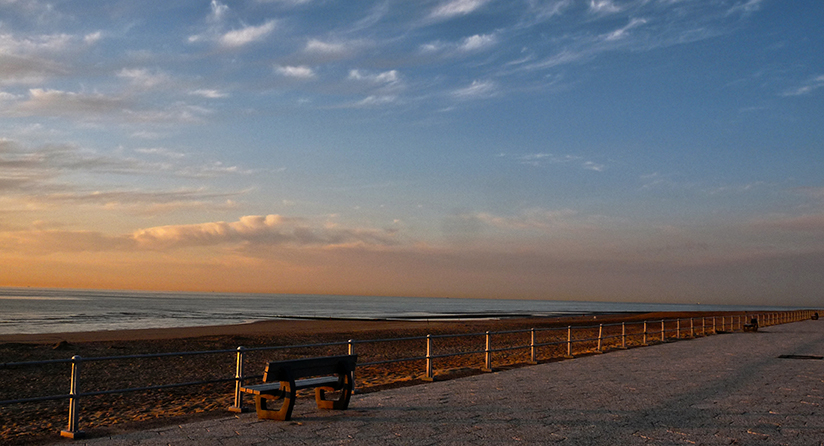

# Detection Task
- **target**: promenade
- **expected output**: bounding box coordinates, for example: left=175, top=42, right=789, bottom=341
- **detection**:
left=58, top=320, right=823, bottom=445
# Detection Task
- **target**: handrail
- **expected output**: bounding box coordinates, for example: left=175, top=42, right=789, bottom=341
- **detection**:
left=0, top=309, right=817, bottom=439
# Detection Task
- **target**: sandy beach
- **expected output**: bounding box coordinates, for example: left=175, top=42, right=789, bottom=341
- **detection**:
left=0, top=311, right=789, bottom=444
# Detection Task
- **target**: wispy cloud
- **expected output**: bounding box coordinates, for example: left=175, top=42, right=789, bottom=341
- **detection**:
left=209, top=0, right=229, bottom=23
left=219, top=20, right=277, bottom=48
left=16, top=88, right=127, bottom=117
left=132, top=214, right=399, bottom=250
left=782, top=74, right=824, bottom=97
left=589, top=0, right=622, bottom=15
left=452, top=80, right=497, bottom=98
left=0, top=53, right=66, bottom=85
left=275, top=65, right=316, bottom=79
left=500, top=152, right=605, bottom=171
left=189, top=89, right=229, bottom=99
left=117, top=68, right=173, bottom=89
left=604, top=18, right=648, bottom=41
left=430, top=0, right=491, bottom=20
left=348, top=69, right=400, bottom=85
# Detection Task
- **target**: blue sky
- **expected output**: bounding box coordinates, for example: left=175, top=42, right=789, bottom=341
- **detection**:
left=1, top=0, right=822, bottom=306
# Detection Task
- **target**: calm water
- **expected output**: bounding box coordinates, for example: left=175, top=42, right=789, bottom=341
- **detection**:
left=0, top=287, right=800, bottom=335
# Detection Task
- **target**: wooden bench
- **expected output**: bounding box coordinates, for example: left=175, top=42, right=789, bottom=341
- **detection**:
left=743, top=318, right=758, bottom=332
left=239, top=354, right=357, bottom=421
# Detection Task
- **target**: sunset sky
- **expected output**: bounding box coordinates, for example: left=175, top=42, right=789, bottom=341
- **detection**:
left=1, top=0, right=822, bottom=306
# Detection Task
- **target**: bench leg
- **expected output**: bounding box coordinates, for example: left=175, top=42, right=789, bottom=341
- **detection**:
left=315, top=373, right=353, bottom=410
left=254, top=382, right=296, bottom=421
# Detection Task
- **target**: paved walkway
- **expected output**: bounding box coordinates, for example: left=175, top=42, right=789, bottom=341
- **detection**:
left=60, top=320, right=824, bottom=445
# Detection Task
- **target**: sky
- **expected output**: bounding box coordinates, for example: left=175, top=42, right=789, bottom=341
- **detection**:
left=1, top=0, right=822, bottom=306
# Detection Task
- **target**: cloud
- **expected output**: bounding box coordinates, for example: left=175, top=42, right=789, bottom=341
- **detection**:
left=0, top=140, right=253, bottom=208
left=0, top=53, right=65, bottom=85
left=275, top=65, right=316, bottom=79
left=583, top=161, right=605, bottom=172
left=476, top=208, right=582, bottom=232
left=37, top=188, right=246, bottom=214
left=452, top=80, right=497, bottom=98
left=0, top=32, right=74, bottom=53
left=132, top=215, right=399, bottom=250
left=430, top=0, right=490, bottom=20
left=219, top=20, right=276, bottom=48
left=727, top=0, right=765, bottom=15
left=525, top=0, right=573, bottom=22
left=117, top=68, right=172, bottom=89
left=352, top=95, right=398, bottom=107
left=302, top=38, right=365, bottom=60
left=0, top=229, right=133, bottom=253
left=589, top=0, right=622, bottom=14
left=83, top=31, right=103, bottom=45
left=782, top=74, right=824, bottom=97
left=16, top=88, right=127, bottom=117
left=420, top=33, right=498, bottom=57
left=348, top=69, right=400, bottom=84
left=209, top=0, right=230, bottom=22
left=189, top=89, right=229, bottom=98
left=459, top=33, right=498, bottom=51
left=604, top=18, right=648, bottom=41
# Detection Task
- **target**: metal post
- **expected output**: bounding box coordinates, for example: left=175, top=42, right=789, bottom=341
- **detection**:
left=60, top=355, right=84, bottom=439
left=348, top=339, right=356, bottom=393
left=621, top=322, right=627, bottom=349
left=565, top=326, right=574, bottom=358
left=424, top=335, right=434, bottom=381
left=643, top=321, right=648, bottom=346
left=676, top=319, right=681, bottom=339
left=596, top=324, right=603, bottom=353
left=690, top=318, right=694, bottom=338
left=483, top=331, right=493, bottom=372
left=713, top=317, right=716, bottom=333
left=661, top=320, right=665, bottom=342
left=529, top=328, right=538, bottom=364
left=228, top=347, right=247, bottom=413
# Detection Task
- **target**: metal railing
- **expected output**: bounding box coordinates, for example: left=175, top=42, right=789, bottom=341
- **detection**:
left=0, top=309, right=817, bottom=439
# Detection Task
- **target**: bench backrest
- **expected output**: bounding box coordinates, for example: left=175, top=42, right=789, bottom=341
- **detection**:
left=263, top=354, right=357, bottom=383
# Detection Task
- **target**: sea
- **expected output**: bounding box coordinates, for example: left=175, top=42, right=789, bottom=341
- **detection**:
left=0, top=287, right=803, bottom=335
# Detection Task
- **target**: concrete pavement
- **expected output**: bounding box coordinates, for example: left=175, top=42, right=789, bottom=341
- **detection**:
left=57, top=320, right=824, bottom=445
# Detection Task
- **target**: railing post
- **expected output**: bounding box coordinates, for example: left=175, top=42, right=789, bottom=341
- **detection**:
left=642, top=321, right=648, bottom=346
left=483, top=331, right=493, bottom=372
left=228, top=347, right=247, bottom=413
left=676, top=319, right=681, bottom=339
left=621, top=322, right=627, bottom=349
left=713, top=317, right=716, bottom=333
left=424, top=335, right=434, bottom=381
left=529, top=328, right=538, bottom=364
left=596, top=324, right=603, bottom=353
left=690, top=318, right=694, bottom=338
left=621, top=322, right=627, bottom=350
left=701, top=317, right=705, bottom=336
left=661, top=319, right=666, bottom=341
left=565, top=326, right=574, bottom=358
left=60, top=355, right=84, bottom=439
left=348, top=339, right=357, bottom=393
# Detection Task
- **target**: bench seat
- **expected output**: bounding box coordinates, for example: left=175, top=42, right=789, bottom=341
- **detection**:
left=240, top=376, right=340, bottom=395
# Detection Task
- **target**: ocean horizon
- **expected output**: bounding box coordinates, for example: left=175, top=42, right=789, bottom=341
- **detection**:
left=0, top=287, right=806, bottom=336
